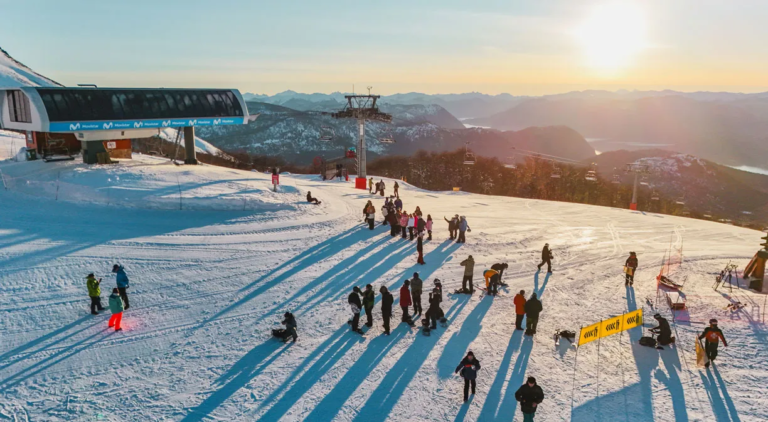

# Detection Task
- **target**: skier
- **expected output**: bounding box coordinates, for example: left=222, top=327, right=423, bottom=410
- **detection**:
left=379, top=180, right=386, bottom=197
left=369, top=177, right=374, bottom=193
left=411, top=272, right=423, bottom=315
left=426, top=215, right=433, bottom=240
left=348, top=286, right=363, bottom=334
left=107, top=288, right=124, bottom=331
left=399, top=280, right=413, bottom=324
left=425, top=287, right=442, bottom=329
left=459, top=255, right=475, bottom=293
left=86, top=273, right=105, bottom=315
left=380, top=286, right=393, bottom=335
left=417, top=231, right=426, bottom=265
left=400, top=212, right=409, bottom=239
left=514, top=290, right=527, bottom=330
left=455, top=351, right=481, bottom=403
left=363, top=284, right=376, bottom=328
left=365, top=203, right=376, bottom=230
left=524, top=292, right=543, bottom=335
left=698, top=319, right=728, bottom=368
left=457, top=216, right=470, bottom=243
left=483, top=268, right=500, bottom=296
left=491, top=262, right=509, bottom=285
left=112, top=264, right=130, bottom=310
left=650, top=313, right=673, bottom=345
left=625, top=252, right=638, bottom=286
left=515, top=376, right=544, bottom=421
left=444, top=215, right=458, bottom=239
left=408, top=214, right=416, bottom=241
left=394, top=181, right=400, bottom=198
left=306, top=191, right=321, bottom=204
left=394, top=197, right=403, bottom=212
left=537, top=243, right=553, bottom=273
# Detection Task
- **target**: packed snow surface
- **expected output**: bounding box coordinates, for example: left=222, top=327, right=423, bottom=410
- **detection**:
left=0, top=155, right=765, bottom=421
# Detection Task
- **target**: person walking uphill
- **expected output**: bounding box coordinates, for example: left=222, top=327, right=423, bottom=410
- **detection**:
left=455, top=351, right=481, bottom=403
left=113, top=264, right=130, bottom=310
left=459, top=255, right=475, bottom=293
left=524, top=292, right=543, bottom=335
left=86, top=273, right=105, bottom=315
left=625, top=252, right=638, bottom=286
left=380, top=286, right=393, bottom=335
left=394, top=181, right=400, bottom=199
left=537, top=243, right=553, bottom=273
left=514, top=290, right=527, bottom=330
left=457, top=216, right=470, bottom=243
left=399, top=280, right=413, bottom=324
left=363, top=284, right=375, bottom=328
left=348, top=287, right=364, bottom=334
left=411, top=273, right=423, bottom=315
left=108, top=288, right=124, bottom=331
left=699, top=319, right=727, bottom=368
left=515, top=376, right=544, bottom=421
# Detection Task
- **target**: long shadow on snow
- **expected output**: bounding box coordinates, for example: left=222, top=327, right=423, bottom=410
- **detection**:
left=656, top=345, right=689, bottom=421
left=534, top=271, right=551, bottom=298
left=256, top=326, right=364, bottom=422
left=182, top=340, right=290, bottom=422
left=385, top=240, right=462, bottom=295
left=476, top=329, right=526, bottom=421
left=436, top=296, right=494, bottom=378
left=353, top=295, right=472, bottom=422
left=698, top=367, right=742, bottom=422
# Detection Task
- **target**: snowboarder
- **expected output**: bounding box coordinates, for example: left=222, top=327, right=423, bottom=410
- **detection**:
left=455, top=351, right=481, bottom=403
left=348, top=287, right=363, bottom=334
left=363, top=284, right=375, bottom=328
left=459, top=255, right=475, bottom=293
left=365, top=203, right=376, bottom=230
left=86, top=273, right=105, bottom=315
left=112, top=264, right=130, bottom=310
left=369, top=177, right=374, bottom=193
left=417, top=232, right=426, bottom=265
left=411, top=272, right=423, bottom=315
left=394, top=181, right=400, bottom=198
left=514, top=290, right=527, bottom=330
left=484, top=269, right=500, bottom=296
left=394, top=197, right=403, bottom=212
left=650, top=313, right=673, bottom=345
left=698, top=319, right=728, bottom=368
left=537, top=243, right=553, bottom=273
left=379, top=180, right=386, bottom=197
left=399, top=280, right=413, bottom=324
left=306, top=191, right=321, bottom=205
left=380, top=286, right=393, bottom=335
left=524, top=292, right=543, bottom=335
left=408, top=214, right=415, bottom=240
left=273, top=312, right=298, bottom=342
left=108, top=288, right=124, bottom=331
left=625, top=252, right=638, bottom=286
left=515, top=376, right=544, bottom=421
left=444, top=215, right=458, bottom=239
left=491, top=262, right=508, bottom=285
left=400, top=212, right=409, bottom=239
left=426, top=215, right=433, bottom=240
left=457, top=216, right=470, bottom=243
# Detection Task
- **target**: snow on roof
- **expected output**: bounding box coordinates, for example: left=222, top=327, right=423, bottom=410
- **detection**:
left=0, top=46, right=61, bottom=88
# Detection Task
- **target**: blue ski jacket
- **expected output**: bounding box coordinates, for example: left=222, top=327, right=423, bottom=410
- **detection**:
left=115, top=266, right=129, bottom=288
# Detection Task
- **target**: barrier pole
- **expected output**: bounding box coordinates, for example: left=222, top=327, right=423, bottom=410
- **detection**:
left=570, top=326, right=582, bottom=413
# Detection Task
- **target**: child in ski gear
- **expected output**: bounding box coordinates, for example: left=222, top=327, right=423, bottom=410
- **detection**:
left=426, top=215, right=433, bottom=240
left=457, top=216, right=470, bottom=243
left=625, top=252, right=638, bottom=286
left=86, top=273, right=105, bottom=315
left=417, top=232, right=426, bottom=265
left=525, top=293, right=543, bottom=335
left=394, top=181, right=399, bottom=198
left=408, top=214, right=415, bottom=240
left=112, top=264, right=130, bottom=310
left=699, top=319, right=727, bottom=367
left=411, top=273, right=423, bottom=315
left=363, top=284, right=375, bottom=327
left=400, top=212, right=409, bottom=239
left=514, top=290, right=527, bottom=330
left=108, top=288, right=124, bottom=331
left=484, top=269, right=500, bottom=296
left=537, top=243, right=553, bottom=273
left=490, top=263, right=508, bottom=285
left=460, top=255, right=475, bottom=293
left=455, top=351, right=481, bottom=402
left=650, top=313, right=673, bottom=345
left=399, top=280, right=413, bottom=323
left=444, top=215, right=458, bottom=239
left=348, top=287, right=363, bottom=333
left=306, top=191, right=321, bottom=204
left=365, top=203, right=376, bottom=230
left=380, top=286, right=393, bottom=335
left=515, top=376, right=544, bottom=421
left=273, top=312, right=298, bottom=342
left=363, top=200, right=373, bottom=219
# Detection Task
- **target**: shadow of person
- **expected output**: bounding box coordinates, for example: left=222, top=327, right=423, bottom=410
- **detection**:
left=656, top=346, right=689, bottom=421
left=712, top=366, right=742, bottom=422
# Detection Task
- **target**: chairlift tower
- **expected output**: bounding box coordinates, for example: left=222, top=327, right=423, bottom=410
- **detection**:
left=331, top=87, right=392, bottom=189
left=625, top=163, right=650, bottom=210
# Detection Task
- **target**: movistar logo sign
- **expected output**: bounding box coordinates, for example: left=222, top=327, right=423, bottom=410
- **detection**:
left=162, top=120, right=171, bottom=127
left=188, top=119, right=197, bottom=125
left=69, top=123, right=81, bottom=130
left=213, top=119, right=221, bottom=125
left=134, top=121, right=144, bottom=128
left=103, top=122, right=113, bottom=130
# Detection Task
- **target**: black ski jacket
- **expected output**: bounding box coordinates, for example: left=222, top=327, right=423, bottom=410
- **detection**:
left=515, top=383, right=544, bottom=414
left=362, top=290, right=375, bottom=308
left=541, top=246, right=551, bottom=261
left=348, top=292, right=362, bottom=309
left=525, top=297, right=543, bottom=318
left=381, top=291, right=393, bottom=316
left=455, top=357, right=481, bottom=380
left=625, top=256, right=638, bottom=269
left=652, top=317, right=672, bottom=341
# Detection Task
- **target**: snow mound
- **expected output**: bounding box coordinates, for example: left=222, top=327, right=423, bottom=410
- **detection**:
left=0, top=46, right=61, bottom=87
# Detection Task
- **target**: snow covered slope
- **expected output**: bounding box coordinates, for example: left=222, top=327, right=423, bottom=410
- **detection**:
left=0, top=46, right=60, bottom=87
left=0, top=130, right=25, bottom=160
left=0, top=157, right=765, bottom=421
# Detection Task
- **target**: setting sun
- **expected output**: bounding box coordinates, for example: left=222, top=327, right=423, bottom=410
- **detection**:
left=576, top=2, right=647, bottom=74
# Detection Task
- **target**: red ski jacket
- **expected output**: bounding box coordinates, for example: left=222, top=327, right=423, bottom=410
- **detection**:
left=399, top=286, right=412, bottom=307
left=514, top=294, right=526, bottom=315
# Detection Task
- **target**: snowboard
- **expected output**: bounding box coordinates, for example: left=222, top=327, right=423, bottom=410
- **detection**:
left=695, top=339, right=709, bottom=367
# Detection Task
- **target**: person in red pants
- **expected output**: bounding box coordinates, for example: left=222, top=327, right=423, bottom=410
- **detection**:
left=108, top=288, right=124, bottom=332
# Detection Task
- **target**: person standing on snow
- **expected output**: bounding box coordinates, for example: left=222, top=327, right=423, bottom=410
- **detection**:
left=460, top=255, right=475, bottom=293
left=369, top=177, right=374, bottom=193
left=455, top=351, right=481, bottom=403
left=380, top=286, right=394, bottom=335
left=457, top=216, right=470, bottom=243
left=394, top=197, right=403, bottom=212
left=699, top=319, right=728, bottom=368
left=408, top=214, right=416, bottom=241
left=425, top=287, right=442, bottom=329
left=86, top=273, right=105, bottom=315
left=362, top=284, right=375, bottom=328
left=414, top=206, right=423, bottom=218
left=379, top=180, right=386, bottom=197
left=537, top=243, right=553, bottom=273
left=650, top=313, right=673, bottom=345
left=387, top=209, right=400, bottom=237
left=514, top=290, right=527, bottom=331
left=399, top=280, right=413, bottom=324
left=381, top=204, right=390, bottom=226
left=410, top=272, right=423, bottom=315
left=108, top=288, right=124, bottom=331
left=400, top=211, right=409, bottom=239
left=524, top=292, right=543, bottom=335
left=112, top=264, right=130, bottom=310
left=624, top=252, right=638, bottom=286
left=515, top=376, right=544, bottom=421
left=444, top=215, right=458, bottom=239
left=365, top=203, right=376, bottom=230
left=426, top=215, right=433, bottom=240
left=417, top=231, right=426, bottom=265
left=348, top=287, right=363, bottom=333
left=394, top=181, right=400, bottom=198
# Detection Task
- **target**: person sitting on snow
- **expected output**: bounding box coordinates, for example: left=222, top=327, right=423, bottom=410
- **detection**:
left=306, top=191, right=321, bottom=204
left=650, top=313, right=673, bottom=345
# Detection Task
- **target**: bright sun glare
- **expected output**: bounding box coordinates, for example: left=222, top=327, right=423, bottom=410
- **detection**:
left=577, top=2, right=647, bottom=74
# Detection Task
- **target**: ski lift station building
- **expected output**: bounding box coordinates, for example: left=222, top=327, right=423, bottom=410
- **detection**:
left=0, top=87, right=252, bottom=163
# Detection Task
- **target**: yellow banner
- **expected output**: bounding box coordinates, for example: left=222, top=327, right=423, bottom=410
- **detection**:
left=578, top=309, right=644, bottom=346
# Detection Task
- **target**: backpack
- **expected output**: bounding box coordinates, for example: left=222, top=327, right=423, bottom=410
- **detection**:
left=639, top=336, right=657, bottom=348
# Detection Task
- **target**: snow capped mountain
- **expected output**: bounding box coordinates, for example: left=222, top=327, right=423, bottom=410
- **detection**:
left=0, top=47, right=60, bottom=87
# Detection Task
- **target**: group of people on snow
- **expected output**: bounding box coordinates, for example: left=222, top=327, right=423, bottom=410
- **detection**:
left=86, top=265, right=131, bottom=332
left=369, top=178, right=400, bottom=198
left=444, top=214, right=471, bottom=243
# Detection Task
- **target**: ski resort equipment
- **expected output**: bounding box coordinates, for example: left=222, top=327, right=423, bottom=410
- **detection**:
left=463, top=141, right=476, bottom=165
left=319, top=126, right=335, bottom=141
left=695, top=339, right=709, bottom=367
left=330, top=89, right=392, bottom=189
left=577, top=309, right=643, bottom=346
left=625, top=163, right=650, bottom=210
left=743, top=230, right=768, bottom=292
left=379, top=127, right=396, bottom=144
left=656, top=232, right=684, bottom=292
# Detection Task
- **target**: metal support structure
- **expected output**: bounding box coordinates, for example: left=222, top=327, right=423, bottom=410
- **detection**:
left=626, top=163, right=649, bottom=210
left=631, top=171, right=639, bottom=209
left=357, top=118, right=366, bottom=179
left=183, top=126, right=197, bottom=165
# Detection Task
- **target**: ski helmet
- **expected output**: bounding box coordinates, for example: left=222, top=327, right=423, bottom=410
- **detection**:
left=654, top=313, right=661, bottom=319
left=710, top=318, right=718, bottom=325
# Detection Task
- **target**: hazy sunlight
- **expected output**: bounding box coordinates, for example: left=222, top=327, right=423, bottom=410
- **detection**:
left=577, top=2, right=647, bottom=75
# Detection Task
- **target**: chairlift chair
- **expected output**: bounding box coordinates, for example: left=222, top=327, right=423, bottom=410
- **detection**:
left=319, top=126, right=335, bottom=142
left=651, top=190, right=660, bottom=201
left=551, top=166, right=562, bottom=179
left=676, top=196, right=686, bottom=206
left=463, top=152, right=476, bottom=165
left=379, top=127, right=396, bottom=144
left=612, top=174, right=621, bottom=184
left=504, top=163, right=517, bottom=169
left=585, top=170, right=598, bottom=182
